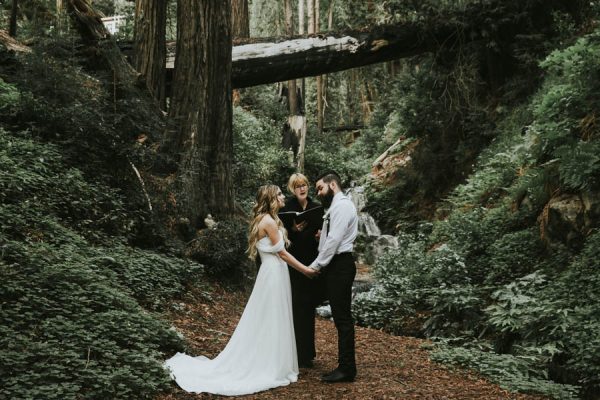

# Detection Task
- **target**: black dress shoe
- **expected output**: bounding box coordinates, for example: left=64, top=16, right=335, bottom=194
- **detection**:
left=321, top=368, right=337, bottom=379
left=299, top=360, right=314, bottom=368
left=320, top=369, right=355, bottom=383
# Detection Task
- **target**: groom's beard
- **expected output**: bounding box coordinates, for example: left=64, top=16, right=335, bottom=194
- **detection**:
left=319, top=189, right=334, bottom=208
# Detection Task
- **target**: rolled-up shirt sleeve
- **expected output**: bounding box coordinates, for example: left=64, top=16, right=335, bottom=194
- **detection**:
left=310, top=200, right=354, bottom=269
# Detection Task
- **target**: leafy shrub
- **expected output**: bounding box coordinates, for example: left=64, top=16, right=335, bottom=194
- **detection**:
left=484, top=232, right=600, bottom=395
left=431, top=340, right=580, bottom=399
left=0, top=77, right=19, bottom=113
left=354, top=25, right=600, bottom=397
left=0, top=129, right=136, bottom=242
left=0, top=237, right=187, bottom=399
left=482, top=228, right=545, bottom=285
left=3, top=40, right=166, bottom=241
left=186, top=218, right=252, bottom=283
left=88, top=245, right=204, bottom=310
left=353, top=232, right=486, bottom=335
left=304, top=130, right=370, bottom=187
left=0, top=119, right=203, bottom=398
left=531, top=30, right=600, bottom=192
left=233, top=105, right=291, bottom=207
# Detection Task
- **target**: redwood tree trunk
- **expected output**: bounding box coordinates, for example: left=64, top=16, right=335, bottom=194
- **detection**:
left=168, top=0, right=233, bottom=226
left=56, top=0, right=64, bottom=31
left=284, top=0, right=298, bottom=115
left=9, top=0, right=18, bottom=37
left=314, top=0, right=324, bottom=133
left=133, top=0, right=167, bottom=109
left=231, top=0, right=249, bottom=39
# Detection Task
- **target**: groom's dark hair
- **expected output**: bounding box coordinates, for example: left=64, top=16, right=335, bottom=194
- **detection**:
left=316, top=170, right=343, bottom=189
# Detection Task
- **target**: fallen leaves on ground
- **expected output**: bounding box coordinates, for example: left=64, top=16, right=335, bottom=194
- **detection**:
left=156, top=285, right=547, bottom=400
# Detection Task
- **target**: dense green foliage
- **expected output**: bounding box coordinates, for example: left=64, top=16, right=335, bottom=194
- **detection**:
left=0, top=45, right=206, bottom=399
left=235, top=85, right=370, bottom=199
left=3, top=0, right=600, bottom=399
left=0, top=126, right=200, bottom=399
left=232, top=95, right=291, bottom=206
left=353, top=23, right=600, bottom=399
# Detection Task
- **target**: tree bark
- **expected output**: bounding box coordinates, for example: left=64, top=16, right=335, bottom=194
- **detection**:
left=306, top=0, right=315, bottom=34
left=282, top=0, right=304, bottom=172
left=0, top=30, right=31, bottom=52
left=231, top=0, right=248, bottom=107
left=224, top=23, right=440, bottom=88
left=284, top=0, right=298, bottom=115
left=231, top=0, right=249, bottom=39
left=168, top=0, right=233, bottom=226
left=9, top=0, right=18, bottom=37
left=67, top=0, right=111, bottom=41
left=66, top=0, right=140, bottom=83
left=314, top=0, right=324, bottom=133
left=298, top=0, right=305, bottom=35
left=133, top=0, right=167, bottom=109
left=56, top=0, right=64, bottom=32
left=298, top=0, right=306, bottom=124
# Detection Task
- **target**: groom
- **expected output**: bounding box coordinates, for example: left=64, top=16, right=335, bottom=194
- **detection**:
left=310, top=171, right=358, bottom=383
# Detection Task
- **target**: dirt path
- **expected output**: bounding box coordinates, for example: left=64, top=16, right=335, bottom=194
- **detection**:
left=157, top=285, right=546, bottom=400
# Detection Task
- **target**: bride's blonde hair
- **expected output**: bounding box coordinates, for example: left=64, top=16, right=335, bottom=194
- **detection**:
left=247, top=185, right=289, bottom=260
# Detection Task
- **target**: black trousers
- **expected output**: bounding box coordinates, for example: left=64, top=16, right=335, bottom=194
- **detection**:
left=322, top=252, right=357, bottom=376
left=289, top=268, right=318, bottom=363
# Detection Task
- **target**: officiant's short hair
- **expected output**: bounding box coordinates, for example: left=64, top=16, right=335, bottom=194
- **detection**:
left=287, top=173, right=309, bottom=194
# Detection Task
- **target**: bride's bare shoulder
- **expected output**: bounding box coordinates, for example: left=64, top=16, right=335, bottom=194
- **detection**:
left=258, top=214, right=276, bottom=227
left=257, top=214, right=277, bottom=235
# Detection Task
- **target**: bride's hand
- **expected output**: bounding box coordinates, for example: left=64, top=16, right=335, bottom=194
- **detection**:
left=303, top=267, right=319, bottom=279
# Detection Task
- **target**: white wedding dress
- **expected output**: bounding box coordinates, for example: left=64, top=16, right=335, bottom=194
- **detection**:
left=164, top=231, right=299, bottom=396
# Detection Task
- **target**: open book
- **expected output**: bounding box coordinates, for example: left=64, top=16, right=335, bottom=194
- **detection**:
left=278, top=205, right=324, bottom=230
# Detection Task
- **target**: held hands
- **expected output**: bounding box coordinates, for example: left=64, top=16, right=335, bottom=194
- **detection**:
left=303, top=266, right=320, bottom=279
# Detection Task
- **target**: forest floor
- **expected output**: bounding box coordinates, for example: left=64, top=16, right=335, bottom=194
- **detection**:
left=156, top=282, right=547, bottom=400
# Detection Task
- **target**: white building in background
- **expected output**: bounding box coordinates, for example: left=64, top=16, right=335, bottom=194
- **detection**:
left=101, top=15, right=127, bottom=35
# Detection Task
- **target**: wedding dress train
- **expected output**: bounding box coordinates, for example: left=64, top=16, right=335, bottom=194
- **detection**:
left=164, top=231, right=298, bottom=395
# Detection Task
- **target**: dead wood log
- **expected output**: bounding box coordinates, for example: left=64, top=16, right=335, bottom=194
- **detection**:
left=0, top=30, right=32, bottom=53
left=66, top=0, right=140, bottom=83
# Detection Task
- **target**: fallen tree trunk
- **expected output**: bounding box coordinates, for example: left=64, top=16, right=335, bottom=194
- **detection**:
left=0, top=30, right=32, bottom=53
left=165, top=22, right=449, bottom=88
left=166, top=0, right=585, bottom=89
left=67, top=0, right=140, bottom=83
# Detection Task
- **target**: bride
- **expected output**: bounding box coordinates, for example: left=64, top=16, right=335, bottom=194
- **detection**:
left=164, top=185, right=319, bottom=396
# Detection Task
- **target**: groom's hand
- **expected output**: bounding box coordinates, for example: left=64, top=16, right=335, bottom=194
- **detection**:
left=304, top=267, right=320, bottom=279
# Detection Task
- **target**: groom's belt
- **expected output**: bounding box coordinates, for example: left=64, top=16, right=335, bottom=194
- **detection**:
left=332, top=251, right=353, bottom=258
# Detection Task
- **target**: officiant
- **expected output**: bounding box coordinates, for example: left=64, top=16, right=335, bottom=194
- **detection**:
left=280, top=173, right=324, bottom=368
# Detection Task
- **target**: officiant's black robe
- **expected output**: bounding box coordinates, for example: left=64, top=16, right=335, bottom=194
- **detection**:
left=280, top=196, right=324, bottom=363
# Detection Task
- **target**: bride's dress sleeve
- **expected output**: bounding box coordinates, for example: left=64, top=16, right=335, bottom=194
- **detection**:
left=256, top=236, right=285, bottom=254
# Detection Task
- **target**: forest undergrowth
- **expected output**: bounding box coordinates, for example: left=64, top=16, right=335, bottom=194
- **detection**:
left=2, top=1, right=600, bottom=399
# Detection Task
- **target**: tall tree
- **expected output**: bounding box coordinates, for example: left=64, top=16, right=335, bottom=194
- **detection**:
left=231, top=0, right=249, bottom=39
left=231, top=0, right=248, bottom=106
left=9, top=0, right=18, bottom=37
left=168, top=0, right=234, bottom=228
left=56, top=0, right=64, bottom=32
left=298, top=0, right=305, bottom=102
left=314, top=0, right=324, bottom=133
left=306, top=0, right=314, bottom=33
left=133, top=0, right=167, bottom=109
left=284, top=0, right=299, bottom=115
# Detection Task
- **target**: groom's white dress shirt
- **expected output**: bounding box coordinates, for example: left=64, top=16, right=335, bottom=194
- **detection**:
left=309, top=191, right=358, bottom=270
